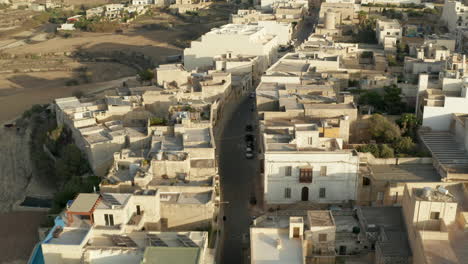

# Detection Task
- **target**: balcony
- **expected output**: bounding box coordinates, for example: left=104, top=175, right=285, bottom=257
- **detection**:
left=299, top=168, right=313, bottom=183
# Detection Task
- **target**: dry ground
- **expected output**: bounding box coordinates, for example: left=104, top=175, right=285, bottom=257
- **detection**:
left=0, top=3, right=234, bottom=123
left=0, top=211, right=47, bottom=264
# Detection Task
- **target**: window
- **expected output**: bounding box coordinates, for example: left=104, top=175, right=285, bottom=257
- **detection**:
left=320, top=166, right=327, bottom=177
left=363, top=177, right=371, bottom=186
left=104, top=214, right=114, bottom=226
left=299, top=168, right=313, bottom=183
left=319, top=233, right=327, bottom=242
left=430, top=212, right=440, bottom=220
left=387, top=32, right=390, bottom=35
left=285, top=166, right=292, bottom=176
left=319, top=188, right=326, bottom=198
left=284, top=188, right=292, bottom=198
left=308, top=137, right=313, bottom=145
left=377, top=192, right=384, bottom=201
left=136, top=205, right=141, bottom=215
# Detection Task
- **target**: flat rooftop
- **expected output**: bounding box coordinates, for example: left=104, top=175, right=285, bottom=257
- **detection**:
left=359, top=207, right=405, bottom=231
left=55, top=97, right=81, bottom=110
left=142, top=247, right=200, bottom=264
left=88, top=231, right=207, bottom=249
left=160, top=191, right=212, bottom=204
left=251, top=229, right=303, bottom=264
left=47, top=228, right=89, bottom=245
left=302, top=103, right=355, bottom=110
left=183, top=128, right=212, bottom=148
left=269, top=61, right=309, bottom=73
left=208, top=23, right=264, bottom=36
left=307, top=210, right=335, bottom=227
left=370, top=164, right=440, bottom=182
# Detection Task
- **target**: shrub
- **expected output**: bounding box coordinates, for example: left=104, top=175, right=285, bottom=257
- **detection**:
left=72, top=90, right=84, bottom=98
left=393, top=136, right=416, bottom=154
left=379, top=144, right=394, bottom=158
left=357, top=144, right=380, bottom=157
left=138, top=69, right=154, bottom=81
left=149, top=117, right=167, bottom=126
left=66, top=79, right=79, bottom=86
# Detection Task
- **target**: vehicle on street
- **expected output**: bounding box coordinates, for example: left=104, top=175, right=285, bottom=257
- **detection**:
left=245, top=124, right=253, bottom=132
left=245, top=151, right=254, bottom=159
left=245, top=134, right=254, bottom=142
left=249, top=92, right=255, bottom=98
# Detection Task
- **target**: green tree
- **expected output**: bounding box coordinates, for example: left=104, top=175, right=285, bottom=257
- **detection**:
left=393, top=136, right=416, bottom=154
left=368, top=114, right=401, bottom=143
left=396, top=113, right=420, bottom=139
left=379, top=144, right=394, bottom=158
left=358, top=11, right=368, bottom=25
left=383, top=85, right=406, bottom=114
left=359, top=91, right=384, bottom=112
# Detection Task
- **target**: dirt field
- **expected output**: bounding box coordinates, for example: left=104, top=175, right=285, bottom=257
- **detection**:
left=0, top=4, right=234, bottom=123
left=0, top=211, right=47, bottom=264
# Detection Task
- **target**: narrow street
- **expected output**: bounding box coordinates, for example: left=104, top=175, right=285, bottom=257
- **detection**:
left=218, top=94, right=259, bottom=264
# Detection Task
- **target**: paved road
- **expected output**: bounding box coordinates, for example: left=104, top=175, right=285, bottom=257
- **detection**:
left=218, top=94, right=259, bottom=264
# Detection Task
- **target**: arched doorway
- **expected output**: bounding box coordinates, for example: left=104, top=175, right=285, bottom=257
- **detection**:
left=301, top=187, right=309, bottom=201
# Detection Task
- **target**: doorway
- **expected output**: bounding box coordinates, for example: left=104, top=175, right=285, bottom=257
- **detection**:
left=339, top=245, right=347, bottom=255
left=293, top=227, right=300, bottom=238
left=301, top=187, right=309, bottom=201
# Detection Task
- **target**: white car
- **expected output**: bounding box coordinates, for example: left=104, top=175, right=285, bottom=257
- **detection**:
left=245, top=152, right=254, bottom=159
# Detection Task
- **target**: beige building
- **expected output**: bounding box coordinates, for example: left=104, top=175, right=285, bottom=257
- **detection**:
left=250, top=207, right=410, bottom=263
left=318, top=2, right=355, bottom=26
left=358, top=162, right=440, bottom=206
left=402, top=182, right=468, bottom=264
left=54, top=97, right=148, bottom=176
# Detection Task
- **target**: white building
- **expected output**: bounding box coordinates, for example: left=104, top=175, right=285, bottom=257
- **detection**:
left=230, top=10, right=295, bottom=45
left=362, top=0, right=421, bottom=5
left=183, top=24, right=279, bottom=71
left=416, top=54, right=468, bottom=131
left=132, top=0, right=153, bottom=5
left=376, top=19, right=402, bottom=51
left=442, top=0, right=468, bottom=32
left=261, top=121, right=360, bottom=204
left=260, top=0, right=309, bottom=11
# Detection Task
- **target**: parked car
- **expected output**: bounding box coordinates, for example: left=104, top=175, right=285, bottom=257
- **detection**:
left=245, top=124, right=253, bottom=132
left=245, top=151, right=254, bottom=159
left=249, top=92, right=256, bottom=99
left=245, top=134, right=254, bottom=142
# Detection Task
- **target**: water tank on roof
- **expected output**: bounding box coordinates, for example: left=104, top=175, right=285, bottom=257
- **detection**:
left=422, top=187, right=433, bottom=200
left=156, top=151, right=163, bottom=161
left=437, top=186, right=449, bottom=196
